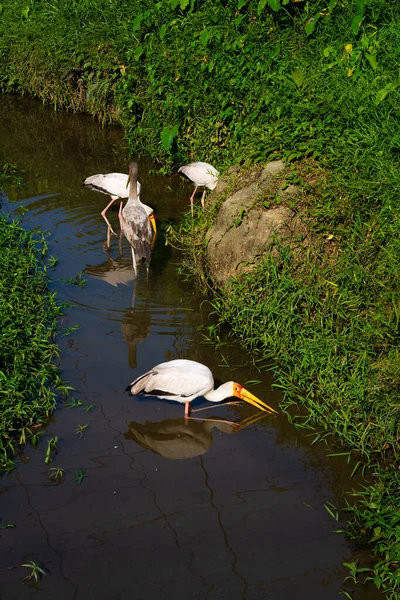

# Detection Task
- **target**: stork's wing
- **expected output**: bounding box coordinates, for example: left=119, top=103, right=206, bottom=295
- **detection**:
left=82, top=173, right=141, bottom=199
left=122, top=213, right=152, bottom=261
left=127, top=360, right=212, bottom=400
left=178, top=163, right=219, bottom=188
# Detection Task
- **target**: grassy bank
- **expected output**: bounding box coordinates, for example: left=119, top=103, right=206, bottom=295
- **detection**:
left=168, top=158, right=400, bottom=596
left=0, top=167, right=68, bottom=473
left=0, top=0, right=399, bottom=595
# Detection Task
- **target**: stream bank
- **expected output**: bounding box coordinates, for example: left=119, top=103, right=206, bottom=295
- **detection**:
left=168, top=157, right=400, bottom=598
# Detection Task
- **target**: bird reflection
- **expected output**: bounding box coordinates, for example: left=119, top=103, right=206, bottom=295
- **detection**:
left=124, top=412, right=266, bottom=460
left=85, top=255, right=136, bottom=288
left=84, top=257, right=151, bottom=367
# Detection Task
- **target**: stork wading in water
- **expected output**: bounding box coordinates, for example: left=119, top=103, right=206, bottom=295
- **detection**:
left=82, top=171, right=156, bottom=248
left=120, top=162, right=154, bottom=277
left=178, top=162, right=219, bottom=214
left=126, top=359, right=278, bottom=418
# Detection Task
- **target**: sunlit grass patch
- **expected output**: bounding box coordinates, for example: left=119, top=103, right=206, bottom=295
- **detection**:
left=0, top=211, right=69, bottom=473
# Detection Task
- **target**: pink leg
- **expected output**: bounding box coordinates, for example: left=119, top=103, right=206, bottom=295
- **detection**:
left=101, top=198, right=117, bottom=235
left=184, top=402, right=191, bottom=418
left=189, top=186, right=198, bottom=216
left=118, top=201, right=124, bottom=241
left=200, top=189, right=206, bottom=209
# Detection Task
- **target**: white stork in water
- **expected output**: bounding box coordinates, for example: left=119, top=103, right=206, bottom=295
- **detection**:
left=119, top=162, right=154, bottom=277
left=126, top=359, right=278, bottom=418
left=82, top=171, right=156, bottom=248
left=178, top=162, right=219, bottom=214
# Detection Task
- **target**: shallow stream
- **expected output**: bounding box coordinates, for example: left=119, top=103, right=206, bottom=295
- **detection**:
left=0, top=96, right=378, bottom=599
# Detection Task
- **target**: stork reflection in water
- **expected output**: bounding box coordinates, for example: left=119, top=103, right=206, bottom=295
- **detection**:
left=124, top=412, right=266, bottom=460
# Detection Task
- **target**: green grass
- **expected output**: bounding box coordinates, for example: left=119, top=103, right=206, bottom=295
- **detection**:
left=0, top=167, right=69, bottom=472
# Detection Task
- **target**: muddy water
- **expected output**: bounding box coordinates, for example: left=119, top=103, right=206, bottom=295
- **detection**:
left=0, top=96, right=378, bottom=599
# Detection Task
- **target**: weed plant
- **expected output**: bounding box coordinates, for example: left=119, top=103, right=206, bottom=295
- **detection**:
left=0, top=169, right=68, bottom=471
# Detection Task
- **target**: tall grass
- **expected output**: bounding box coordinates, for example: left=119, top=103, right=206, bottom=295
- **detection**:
left=0, top=168, right=69, bottom=472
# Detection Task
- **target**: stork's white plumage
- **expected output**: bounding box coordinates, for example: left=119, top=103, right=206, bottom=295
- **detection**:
left=126, top=359, right=278, bottom=417
left=178, top=162, right=219, bottom=213
left=82, top=171, right=156, bottom=248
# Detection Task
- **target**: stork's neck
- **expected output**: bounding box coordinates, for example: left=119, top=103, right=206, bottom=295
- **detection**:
left=204, top=381, right=234, bottom=403
left=128, top=162, right=139, bottom=202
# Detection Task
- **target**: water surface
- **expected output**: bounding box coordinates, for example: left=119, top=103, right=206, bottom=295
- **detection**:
left=0, top=95, right=378, bottom=599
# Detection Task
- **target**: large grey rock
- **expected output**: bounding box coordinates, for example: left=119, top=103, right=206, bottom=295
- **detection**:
left=205, top=160, right=303, bottom=287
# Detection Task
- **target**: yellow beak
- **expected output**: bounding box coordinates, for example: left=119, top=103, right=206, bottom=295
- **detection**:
left=149, top=213, right=157, bottom=234
left=238, top=386, right=278, bottom=414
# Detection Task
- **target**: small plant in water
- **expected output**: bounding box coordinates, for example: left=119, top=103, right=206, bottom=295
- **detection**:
left=44, top=436, right=58, bottom=464
left=62, top=271, right=86, bottom=287
left=48, top=255, right=59, bottom=267
left=0, top=521, right=15, bottom=529
left=22, top=561, right=46, bottom=583
left=75, top=424, right=88, bottom=438
left=72, top=469, right=87, bottom=484
left=49, top=466, right=65, bottom=482
left=66, top=398, right=85, bottom=408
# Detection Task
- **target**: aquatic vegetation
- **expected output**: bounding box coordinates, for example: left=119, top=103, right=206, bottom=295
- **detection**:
left=44, top=436, right=58, bottom=464
left=49, top=466, right=66, bottom=482
left=75, top=424, right=88, bottom=438
left=21, top=561, right=46, bottom=584
left=72, top=469, right=87, bottom=484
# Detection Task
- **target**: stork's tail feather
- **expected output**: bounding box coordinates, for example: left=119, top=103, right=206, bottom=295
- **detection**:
left=134, top=239, right=152, bottom=262
left=126, top=370, right=156, bottom=395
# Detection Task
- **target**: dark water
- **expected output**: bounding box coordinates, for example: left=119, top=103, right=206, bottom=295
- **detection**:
left=0, top=96, right=379, bottom=599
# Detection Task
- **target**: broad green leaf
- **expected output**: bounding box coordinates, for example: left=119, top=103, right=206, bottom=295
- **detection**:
left=159, top=23, right=167, bottom=40
left=351, top=13, right=364, bottom=35
left=366, top=52, right=377, bottom=70
left=200, top=29, right=211, bottom=46
left=171, top=0, right=180, bottom=8
left=355, top=0, right=366, bottom=15
left=132, top=11, right=150, bottom=32
left=268, top=0, right=281, bottom=11
left=305, top=14, right=320, bottom=36
left=375, top=83, right=397, bottom=106
left=180, top=0, right=189, bottom=9
left=161, top=125, right=179, bottom=151
left=234, top=14, right=246, bottom=27
left=237, top=0, right=248, bottom=9
left=257, top=0, right=268, bottom=16
left=291, top=69, right=304, bottom=89
left=328, top=0, right=338, bottom=10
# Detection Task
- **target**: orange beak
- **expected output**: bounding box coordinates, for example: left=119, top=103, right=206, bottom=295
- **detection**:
left=234, top=384, right=278, bottom=414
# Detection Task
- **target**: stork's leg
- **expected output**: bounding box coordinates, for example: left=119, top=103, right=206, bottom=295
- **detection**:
left=189, top=186, right=198, bottom=216
left=200, top=189, right=206, bottom=209
left=101, top=198, right=117, bottom=237
left=131, top=246, right=138, bottom=277
left=185, top=402, right=191, bottom=418
left=106, top=225, right=111, bottom=250
left=118, top=201, right=124, bottom=233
